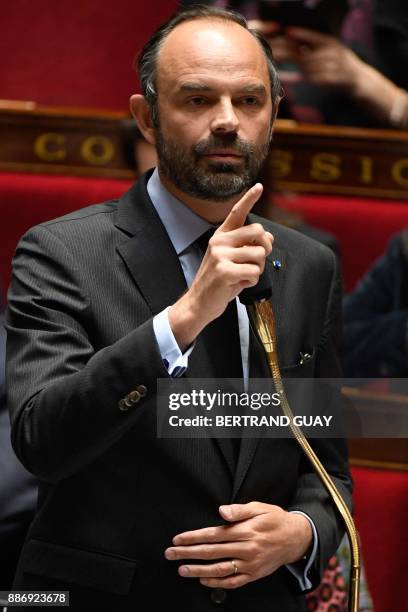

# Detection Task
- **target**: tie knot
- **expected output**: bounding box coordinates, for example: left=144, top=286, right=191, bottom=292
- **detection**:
left=196, top=228, right=216, bottom=253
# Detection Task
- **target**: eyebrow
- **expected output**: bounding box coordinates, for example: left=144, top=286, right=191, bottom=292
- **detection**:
left=238, top=84, right=267, bottom=95
left=178, top=82, right=212, bottom=93
left=177, top=82, right=267, bottom=95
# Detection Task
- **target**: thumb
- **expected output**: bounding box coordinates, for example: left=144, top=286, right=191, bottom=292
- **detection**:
left=219, top=502, right=271, bottom=522
left=248, top=20, right=280, bottom=36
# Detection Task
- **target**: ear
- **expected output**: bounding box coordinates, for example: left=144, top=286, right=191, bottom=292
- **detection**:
left=129, top=94, right=156, bottom=146
left=269, top=97, right=281, bottom=140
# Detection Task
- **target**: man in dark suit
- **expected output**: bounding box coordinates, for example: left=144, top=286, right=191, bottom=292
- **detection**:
left=6, top=6, right=351, bottom=611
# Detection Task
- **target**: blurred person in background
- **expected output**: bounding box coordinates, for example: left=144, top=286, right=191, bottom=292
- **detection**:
left=182, top=0, right=408, bottom=128
left=342, top=230, right=408, bottom=380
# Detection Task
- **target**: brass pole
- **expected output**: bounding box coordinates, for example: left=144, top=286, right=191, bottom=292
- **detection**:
left=247, top=299, right=360, bottom=612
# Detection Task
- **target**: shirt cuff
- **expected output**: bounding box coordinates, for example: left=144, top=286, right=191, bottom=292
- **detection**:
left=285, top=511, right=318, bottom=591
left=153, top=307, right=195, bottom=377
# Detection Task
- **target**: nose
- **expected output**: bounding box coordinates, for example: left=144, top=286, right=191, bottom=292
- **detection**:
left=210, top=98, right=239, bottom=134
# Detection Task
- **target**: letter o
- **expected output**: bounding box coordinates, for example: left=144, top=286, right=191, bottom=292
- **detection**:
left=80, top=136, right=115, bottom=166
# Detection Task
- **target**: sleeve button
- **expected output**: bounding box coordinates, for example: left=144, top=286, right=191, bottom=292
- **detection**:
left=129, top=390, right=141, bottom=403
left=118, top=399, right=128, bottom=411
left=137, top=385, right=147, bottom=397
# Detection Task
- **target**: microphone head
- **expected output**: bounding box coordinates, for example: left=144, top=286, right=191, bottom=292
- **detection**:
left=239, top=269, right=273, bottom=305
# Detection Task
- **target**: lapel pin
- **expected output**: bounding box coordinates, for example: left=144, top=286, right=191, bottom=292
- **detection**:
left=272, top=259, right=282, bottom=269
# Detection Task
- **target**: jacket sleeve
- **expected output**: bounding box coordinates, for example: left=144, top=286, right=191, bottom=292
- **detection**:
left=342, top=234, right=408, bottom=377
left=288, top=248, right=353, bottom=589
left=6, top=225, right=170, bottom=484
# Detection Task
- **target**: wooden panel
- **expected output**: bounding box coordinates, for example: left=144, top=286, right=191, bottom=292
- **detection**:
left=1, top=103, right=408, bottom=199
left=0, top=104, right=135, bottom=179
left=270, top=120, right=408, bottom=201
left=343, top=387, right=408, bottom=470
left=349, top=440, right=408, bottom=472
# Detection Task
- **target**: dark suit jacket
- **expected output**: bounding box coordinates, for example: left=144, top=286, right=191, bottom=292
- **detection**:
left=0, top=313, right=37, bottom=590
left=6, top=172, right=352, bottom=611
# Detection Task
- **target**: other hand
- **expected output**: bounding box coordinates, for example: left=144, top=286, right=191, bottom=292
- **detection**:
left=286, top=27, right=365, bottom=92
left=165, top=502, right=312, bottom=589
left=248, top=20, right=298, bottom=64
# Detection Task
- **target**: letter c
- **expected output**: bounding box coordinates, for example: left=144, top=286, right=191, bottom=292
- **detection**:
left=34, top=133, right=67, bottom=162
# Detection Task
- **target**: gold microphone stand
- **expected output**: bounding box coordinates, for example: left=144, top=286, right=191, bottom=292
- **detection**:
left=247, top=298, right=360, bottom=612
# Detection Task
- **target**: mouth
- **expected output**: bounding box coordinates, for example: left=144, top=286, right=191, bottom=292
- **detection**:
left=202, top=150, right=244, bottom=162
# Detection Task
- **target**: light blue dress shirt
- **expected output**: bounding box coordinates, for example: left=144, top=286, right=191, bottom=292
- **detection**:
left=148, top=168, right=317, bottom=590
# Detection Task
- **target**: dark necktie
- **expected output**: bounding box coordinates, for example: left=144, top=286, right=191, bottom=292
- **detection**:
left=195, top=229, right=243, bottom=380
left=195, top=229, right=243, bottom=466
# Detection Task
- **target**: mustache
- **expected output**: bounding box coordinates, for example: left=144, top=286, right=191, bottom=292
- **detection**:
left=193, top=135, right=254, bottom=156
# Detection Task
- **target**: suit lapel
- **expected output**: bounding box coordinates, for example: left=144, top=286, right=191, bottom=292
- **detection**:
left=115, top=173, right=187, bottom=315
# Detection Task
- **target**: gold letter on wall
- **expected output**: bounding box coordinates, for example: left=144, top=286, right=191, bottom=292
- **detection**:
left=392, top=159, right=408, bottom=187
left=270, top=149, right=293, bottom=178
left=81, top=136, right=115, bottom=166
left=310, top=153, right=341, bottom=182
left=359, top=156, right=373, bottom=184
left=34, top=133, right=67, bottom=162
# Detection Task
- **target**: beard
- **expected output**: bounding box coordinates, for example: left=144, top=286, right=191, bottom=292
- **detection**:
left=154, top=124, right=272, bottom=202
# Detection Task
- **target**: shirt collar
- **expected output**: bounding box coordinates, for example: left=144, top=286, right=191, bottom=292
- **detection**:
left=147, top=168, right=213, bottom=255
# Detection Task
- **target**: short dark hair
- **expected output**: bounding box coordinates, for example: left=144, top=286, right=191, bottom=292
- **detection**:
left=136, top=4, right=282, bottom=125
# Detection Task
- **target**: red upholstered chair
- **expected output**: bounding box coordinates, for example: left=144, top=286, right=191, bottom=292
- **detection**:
left=0, top=172, right=132, bottom=292
left=352, top=466, right=408, bottom=612
left=275, top=193, right=408, bottom=292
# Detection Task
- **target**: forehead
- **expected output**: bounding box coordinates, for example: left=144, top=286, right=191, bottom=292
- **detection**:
left=156, top=19, right=270, bottom=92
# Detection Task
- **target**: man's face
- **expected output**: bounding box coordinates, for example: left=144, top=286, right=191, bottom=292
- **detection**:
left=153, top=19, right=275, bottom=201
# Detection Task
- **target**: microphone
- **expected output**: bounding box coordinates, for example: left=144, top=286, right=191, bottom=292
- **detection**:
left=239, top=267, right=272, bottom=305
left=240, top=268, right=277, bottom=362
left=240, top=261, right=361, bottom=612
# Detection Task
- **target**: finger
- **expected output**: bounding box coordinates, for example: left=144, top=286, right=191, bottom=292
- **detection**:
left=200, top=574, right=250, bottom=589
left=172, top=523, right=250, bottom=546
left=227, top=263, right=262, bottom=289
left=230, top=246, right=268, bottom=270
left=285, top=26, right=332, bottom=47
left=296, top=50, right=327, bottom=64
left=211, top=246, right=269, bottom=270
left=219, top=502, right=275, bottom=522
left=165, top=542, right=248, bottom=561
left=179, top=560, right=245, bottom=579
left=297, top=69, right=336, bottom=86
left=211, top=224, right=273, bottom=254
left=202, top=260, right=261, bottom=292
left=298, top=54, right=335, bottom=69
left=218, top=183, right=263, bottom=233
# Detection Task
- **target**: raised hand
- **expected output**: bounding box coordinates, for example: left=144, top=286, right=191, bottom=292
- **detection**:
left=169, top=183, right=273, bottom=351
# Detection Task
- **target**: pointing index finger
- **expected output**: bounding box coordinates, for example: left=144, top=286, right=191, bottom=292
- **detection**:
left=218, top=183, right=263, bottom=233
